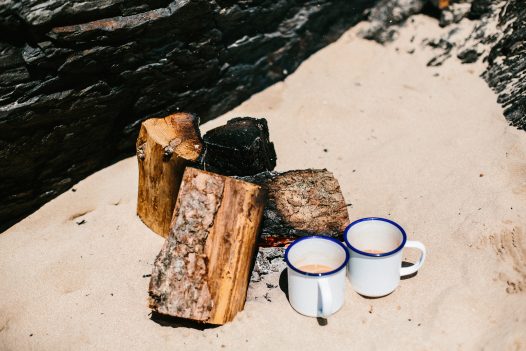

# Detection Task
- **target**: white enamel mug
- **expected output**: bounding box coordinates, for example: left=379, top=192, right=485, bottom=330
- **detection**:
left=285, top=236, right=349, bottom=318
left=344, top=217, right=426, bottom=297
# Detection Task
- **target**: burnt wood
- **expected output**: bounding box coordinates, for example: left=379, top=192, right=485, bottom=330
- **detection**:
left=200, top=117, right=277, bottom=176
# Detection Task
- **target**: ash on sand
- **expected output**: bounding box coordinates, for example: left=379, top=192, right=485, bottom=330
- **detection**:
left=248, top=247, right=286, bottom=301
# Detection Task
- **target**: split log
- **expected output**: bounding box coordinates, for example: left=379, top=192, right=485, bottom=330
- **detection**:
left=200, top=117, right=277, bottom=176
left=136, top=113, right=203, bottom=238
left=242, top=169, right=350, bottom=247
left=148, top=167, right=266, bottom=325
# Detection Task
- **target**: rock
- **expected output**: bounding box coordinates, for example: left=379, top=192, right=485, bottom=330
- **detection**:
left=484, top=0, right=526, bottom=130
left=360, top=0, right=525, bottom=131
left=457, top=48, right=482, bottom=63
left=0, top=0, right=376, bottom=229
left=250, top=247, right=286, bottom=283
left=440, top=3, right=472, bottom=27
left=359, top=0, right=428, bottom=43
left=468, top=0, right=494, bottom=19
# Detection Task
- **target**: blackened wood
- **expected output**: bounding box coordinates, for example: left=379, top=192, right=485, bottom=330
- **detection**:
left=200, top=117, right=277, bottom=176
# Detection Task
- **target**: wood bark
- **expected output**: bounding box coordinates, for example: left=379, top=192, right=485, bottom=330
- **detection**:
left=241, top=169, right=350, bottom=247
left=148, top=167, right=266, bottom=325
left=136, top=113, right=203, bottom=238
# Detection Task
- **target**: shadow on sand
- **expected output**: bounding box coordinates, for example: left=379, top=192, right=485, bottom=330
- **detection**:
left=150, top=312, right=219, bottom=330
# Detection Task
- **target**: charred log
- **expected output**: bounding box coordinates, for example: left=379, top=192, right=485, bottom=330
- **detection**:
left=199, top=117, right=277, bottom=176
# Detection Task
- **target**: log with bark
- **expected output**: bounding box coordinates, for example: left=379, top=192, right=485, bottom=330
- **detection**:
left=148, top=167, right=266, bottom=325
left=241, top=169, right=350, bottom=247
left=136, top=113, right=203, bottom=238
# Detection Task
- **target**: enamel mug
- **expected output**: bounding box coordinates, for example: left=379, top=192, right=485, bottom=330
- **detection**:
left=344, top=217, right=426, bottom=297
left=285, top=236, right=349, bottom=317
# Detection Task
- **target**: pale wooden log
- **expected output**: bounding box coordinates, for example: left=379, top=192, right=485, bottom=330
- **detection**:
left=148, top=167, right=266, bottom=325
left=136, top=113, right=203, bottom=238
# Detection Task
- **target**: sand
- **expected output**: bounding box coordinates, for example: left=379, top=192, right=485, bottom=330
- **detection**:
left=1, top=16, right=525, bottom=350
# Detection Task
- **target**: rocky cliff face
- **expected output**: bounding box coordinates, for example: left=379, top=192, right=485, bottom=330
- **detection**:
left=0, top=0, right=375, bottom=228
left=359, top=0, right=525, bottom=132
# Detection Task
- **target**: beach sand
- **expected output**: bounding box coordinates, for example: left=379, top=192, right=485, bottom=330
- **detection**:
left=1, top=16, right=525, bottom=350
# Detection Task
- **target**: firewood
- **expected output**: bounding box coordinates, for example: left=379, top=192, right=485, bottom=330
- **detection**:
left=148, top=167, right=266, bottom=325
left=199, top=117, right=277, bottom=176
left=136, top=113, right=203, bottom=238
left=241, top=169, right=350, bottom=247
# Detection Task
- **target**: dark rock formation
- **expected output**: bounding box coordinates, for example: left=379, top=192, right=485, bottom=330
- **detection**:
left=359, top=0, right=427, bottom=43
left=483, top=0, right=526, bottom=130
left=0, top=0, right=376, bottom=229
left=360, top=0, right=525, bottom=131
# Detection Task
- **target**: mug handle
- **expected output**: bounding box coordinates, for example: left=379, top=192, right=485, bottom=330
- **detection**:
left=400, top=240, right=427, bottom=277
left=317, top=278, right=333, bottom=318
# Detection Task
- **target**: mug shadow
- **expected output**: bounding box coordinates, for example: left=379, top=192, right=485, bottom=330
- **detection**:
left=278, top=268, right=328, bottom=326
left=278, top=268, right=288, bottom=299
left=400, top=260, right=418, bottom=280
left=150, top=311, right=219, bottom=330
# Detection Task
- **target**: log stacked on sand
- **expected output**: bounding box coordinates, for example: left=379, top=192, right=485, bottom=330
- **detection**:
left=148, top=167, right=265, bottom=324
left=136, top=113, right=203, bottom=238
left=139, top=112, right=350, bottom=324
left=199, top=117, right=277, bottom=176
left=242, top=169, right=350, bottom=247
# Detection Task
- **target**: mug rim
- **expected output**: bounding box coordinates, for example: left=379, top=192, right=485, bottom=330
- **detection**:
left=343, top=217, right=407, bottom=258
left=284, top=235, right=350, bottom=277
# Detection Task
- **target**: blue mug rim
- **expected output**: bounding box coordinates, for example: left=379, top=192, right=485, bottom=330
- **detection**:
left=284, top=235, right=350, bottom=277
left=343, top=217, right=407, bottom=257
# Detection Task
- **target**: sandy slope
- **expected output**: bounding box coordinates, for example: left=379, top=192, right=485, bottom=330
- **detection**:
left=1, top=16, right=525, bottom=351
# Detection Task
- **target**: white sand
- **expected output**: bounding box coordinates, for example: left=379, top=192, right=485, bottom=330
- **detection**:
left=1, top=16, right=525, bottom=350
